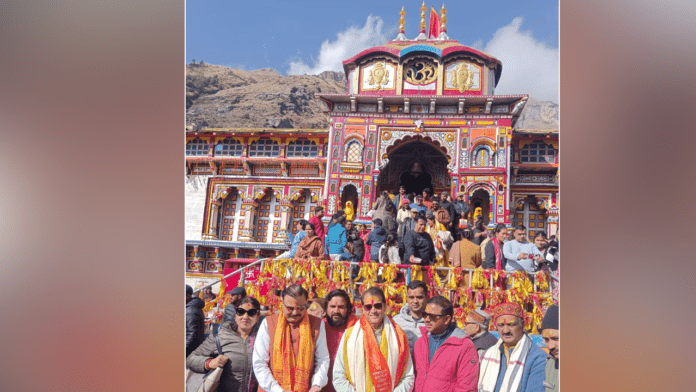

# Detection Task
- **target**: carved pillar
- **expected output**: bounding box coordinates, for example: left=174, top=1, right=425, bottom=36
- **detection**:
left=237, top=197, right=259, bottom=242
left=204, top=200, right=222, bottom=240
left=276, top=197, right=293, bottom=245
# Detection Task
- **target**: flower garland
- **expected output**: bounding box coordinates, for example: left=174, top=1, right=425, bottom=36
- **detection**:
left=231, top=258, right=554, bottom=332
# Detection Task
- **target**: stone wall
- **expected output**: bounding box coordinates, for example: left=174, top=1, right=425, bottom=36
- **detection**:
left=185, top=175, right=210, bottom=240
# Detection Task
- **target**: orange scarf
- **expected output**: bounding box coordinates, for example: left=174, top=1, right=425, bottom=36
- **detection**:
left=360, top=315, right=409, bottom=392
left=272, top=312, right=315, bottom=392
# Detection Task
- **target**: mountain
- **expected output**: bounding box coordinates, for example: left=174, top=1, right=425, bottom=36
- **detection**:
left=514, top=97, right=559, bottom=130
left=186, top=62, right=346, bottom=130
left=186, top=62, right=558, bottom=130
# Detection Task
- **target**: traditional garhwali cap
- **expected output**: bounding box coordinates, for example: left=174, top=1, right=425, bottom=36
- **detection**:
left=415, top=195, right=423, bottom=200
left=466, top=309, right=491, bottom=325
left=410, top=208, right=419, bottom=213
left=541, top=304, right=559, bottom=331
left=401, top=199, right=410, bottom=205
left=492, top=302, right=524, bottom=320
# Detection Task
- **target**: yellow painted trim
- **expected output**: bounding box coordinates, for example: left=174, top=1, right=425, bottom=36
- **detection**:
left=424, top=120, right=441, bottom=125
left=214, top=136, right=244, bottom=144
left=395, top=120, right=414, bottom=124
left=396, top=63, right=403, bottom=95
left=449, top=121, right=468, bottom=125
left=436, top=63, right=444, bottom=95
left=373, top=120, right=389, bottom=124
left=476, top=121, right=495, bottom=125
left=187, top=136, right=212, bottom=144
left=346, top=118, right=366, bottom=123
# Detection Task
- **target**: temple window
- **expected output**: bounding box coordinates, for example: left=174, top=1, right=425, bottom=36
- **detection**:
left=520, top=142, right=556, bottom=163
left=214, top=138, right=243, bottom=157
left=471, top=145, right=493, bottom=167
left=249, top=138, right=280, bottom=157
left=287, top=139, right=319, bottom=157
left=186, top=138, right=209, bottom=156
left=345, top=140, right=363, bottom=162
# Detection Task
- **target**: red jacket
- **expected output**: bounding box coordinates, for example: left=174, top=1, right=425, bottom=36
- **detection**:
left=413, top=326, right=479, bottom=392
left=308, top=215, right=325, bottom=245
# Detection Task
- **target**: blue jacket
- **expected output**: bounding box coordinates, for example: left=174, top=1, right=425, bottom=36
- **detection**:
left=288, top=230, right=306, bottom=258
left=493, top=338, right=547, bottom=392
left=365, top=226, right=388, bottom=261
left=327, top=225, right=347, bottom=254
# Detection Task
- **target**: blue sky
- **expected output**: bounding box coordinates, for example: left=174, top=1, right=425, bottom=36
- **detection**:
left=186, top=0, right=559, bottom=102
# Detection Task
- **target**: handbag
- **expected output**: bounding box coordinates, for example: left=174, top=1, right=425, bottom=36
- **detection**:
left=186, top=329, right=225, bottom=392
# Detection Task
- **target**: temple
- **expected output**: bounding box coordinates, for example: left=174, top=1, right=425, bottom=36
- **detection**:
left=185, top=4, right=558, bottom=275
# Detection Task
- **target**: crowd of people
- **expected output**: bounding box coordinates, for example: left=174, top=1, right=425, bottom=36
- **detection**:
left=186, top=282, right=560, bottom=392
left=277, top=186, right=560, bottom=297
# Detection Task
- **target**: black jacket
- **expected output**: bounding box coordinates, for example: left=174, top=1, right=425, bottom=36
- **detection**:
left=403, top=230, right=435, bottom=265
left=346, top=228, right=365, bottom=261
left=222, top=303, right=238, bottom=330
left=186, top=297, right=206, bottom=357
left=440, top=200, right=459, bottom=225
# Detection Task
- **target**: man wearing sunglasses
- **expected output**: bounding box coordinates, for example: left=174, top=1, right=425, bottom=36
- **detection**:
left=413, top=296, right=479, bottom=392
left=253, top=284, right=330, bottom=392
left=333, top=287, right=414, bottom=392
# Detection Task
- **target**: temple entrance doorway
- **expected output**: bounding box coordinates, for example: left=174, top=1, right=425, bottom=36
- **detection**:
left=377, top=140, right=450, bottom=196
left=340, top=184, right=359, bottom=220
left=468, top=188, right=492, bottom=226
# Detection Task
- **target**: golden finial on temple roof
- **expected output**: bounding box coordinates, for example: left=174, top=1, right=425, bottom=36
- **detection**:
left=440, top=4, right=447, bottom=32
left=399, top=6, right=406, bottom=32
left=415, top=0, right=427, bottom=40
left=394, top=6, right=408, bottom=40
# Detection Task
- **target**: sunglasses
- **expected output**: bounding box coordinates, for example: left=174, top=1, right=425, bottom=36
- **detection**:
left=363, top=303, right=384, bottom=311
left=423, top=312, right=447, bottom=320
left=235, top=308, right=259, bottom=317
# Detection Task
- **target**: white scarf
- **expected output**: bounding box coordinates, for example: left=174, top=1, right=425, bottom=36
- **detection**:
left=343, top=317, right=402, bottom=392
left=478, top=333, right=533, bottom=392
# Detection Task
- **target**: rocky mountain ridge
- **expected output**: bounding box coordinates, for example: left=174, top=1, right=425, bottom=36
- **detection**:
left=186, top=62, right=558, bottom=131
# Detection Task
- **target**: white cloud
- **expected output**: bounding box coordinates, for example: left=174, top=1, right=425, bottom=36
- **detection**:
left=287, top=15, right=389, bottom=75
left=480, top=17, right=559, bottom=103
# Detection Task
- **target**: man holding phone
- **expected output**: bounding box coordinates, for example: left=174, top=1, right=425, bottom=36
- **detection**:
left=502, top=225, right=543, bottom=273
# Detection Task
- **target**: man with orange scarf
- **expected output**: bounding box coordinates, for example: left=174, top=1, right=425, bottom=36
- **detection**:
left=253, top=284, right=330, bottom=392
left=332, top=287, right=414, bottom=392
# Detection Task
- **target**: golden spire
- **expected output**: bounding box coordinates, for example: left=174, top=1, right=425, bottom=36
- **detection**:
left=440, top=4, right=447, bottom=32
left=419, top=1, right=426, bottom=32
left=399, top=6, right=406, bottom=33
left=394, top=6, right=408, bottom=40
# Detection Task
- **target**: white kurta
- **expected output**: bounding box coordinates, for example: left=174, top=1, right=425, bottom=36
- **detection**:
left=332, top=319, right=414, bottom=392
left=252, top=317, right=330, bottom=392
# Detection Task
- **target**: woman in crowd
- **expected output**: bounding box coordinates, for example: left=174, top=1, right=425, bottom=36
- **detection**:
left=202, top=286, right=217, bottom=302
left=294, top=222, right=325, bottom=260
left=472, top=217, right=488, bottom=245
left=379, top=234, right=401, bottom=264
left=187, top=297, right=262, bottom=392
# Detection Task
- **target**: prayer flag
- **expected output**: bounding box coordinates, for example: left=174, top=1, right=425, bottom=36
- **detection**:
left=428, top=6, right=441, bottom=39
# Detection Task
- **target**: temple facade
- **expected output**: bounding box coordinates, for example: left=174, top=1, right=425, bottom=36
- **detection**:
left=185, top=5, right=558, bottom=274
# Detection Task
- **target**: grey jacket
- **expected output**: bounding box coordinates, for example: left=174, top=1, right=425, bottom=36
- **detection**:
left=186, top=321, right=258, bottom=392
left=391, top=304, right=426, bottom=352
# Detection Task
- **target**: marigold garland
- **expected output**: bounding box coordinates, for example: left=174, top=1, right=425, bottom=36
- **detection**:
left=223, top=258, right=555, bottom=331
